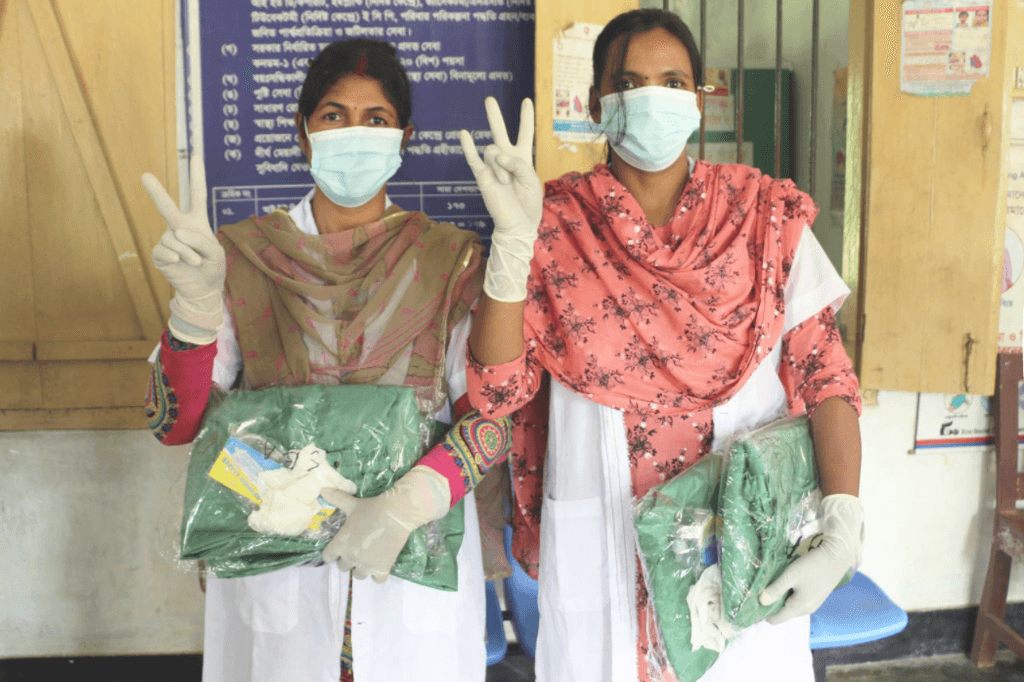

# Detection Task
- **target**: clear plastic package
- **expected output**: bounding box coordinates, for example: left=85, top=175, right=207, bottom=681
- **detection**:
left=633, top=416, right=825, bottom=681
left=178, top=383, right=464, bottom=591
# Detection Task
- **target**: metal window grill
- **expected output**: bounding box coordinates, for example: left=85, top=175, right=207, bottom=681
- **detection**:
left=676, top=0, right=821, bottom=196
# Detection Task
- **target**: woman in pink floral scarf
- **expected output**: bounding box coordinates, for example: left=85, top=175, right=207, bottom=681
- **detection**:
left=461, top=9, right=863, bottom=682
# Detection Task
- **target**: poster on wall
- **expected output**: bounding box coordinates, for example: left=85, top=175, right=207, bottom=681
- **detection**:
left=183, top=0, right=535, bottom=242
left=552, top=22, right=603, bottom=144
left=999, top=143, right=1024, bottom=352
left=702, top=68, right=735, bottom=134
left=900, top=0, right=992, bottom=97
left=1001, top=103, right=1024, bottom=351
left=915, top=390, right=1024, bottom=450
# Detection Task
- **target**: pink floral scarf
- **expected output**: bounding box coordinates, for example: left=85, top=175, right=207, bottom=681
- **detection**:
left=525, top=161, right=815, bottom=415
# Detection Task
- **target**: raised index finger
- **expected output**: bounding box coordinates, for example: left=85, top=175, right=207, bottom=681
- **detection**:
left=459, top=130, right=490, bottom=180
left=141, top=172, right=182, bottom=226
left=484, top=96, right=512, bottom=151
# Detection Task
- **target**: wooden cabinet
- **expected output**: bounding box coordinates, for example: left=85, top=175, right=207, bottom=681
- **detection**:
left=0, top=0, right=176, bottom=429
left=848, top=0, right=1021, bottom=395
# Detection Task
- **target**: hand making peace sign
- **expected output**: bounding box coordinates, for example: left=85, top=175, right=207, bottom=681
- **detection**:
left=141, top=154, right=226, bottom=344
left=459, top=97, right=543, bottom=303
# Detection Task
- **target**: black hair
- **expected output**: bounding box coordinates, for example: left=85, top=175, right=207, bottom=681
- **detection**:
left=592, top=9, right=704, bottom=94
left=298, top=40, right=412, bottom=128
left=591, top=9, right=704, bottom=160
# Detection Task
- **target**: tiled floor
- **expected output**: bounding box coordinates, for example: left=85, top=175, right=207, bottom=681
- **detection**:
left=828, top=652, right=1024, bottom=682
left=485, top=650, right=1024, bottom=681
left=2, top=650, right=1024, bottom=681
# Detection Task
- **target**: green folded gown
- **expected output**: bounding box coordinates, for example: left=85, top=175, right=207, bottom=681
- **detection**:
left=179, top=384, right=464, bottom=591
left=634, top=417, right=819, bottom=681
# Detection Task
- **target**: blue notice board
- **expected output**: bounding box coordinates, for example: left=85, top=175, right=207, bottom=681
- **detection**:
left=184, top=0, right=535, bottom=241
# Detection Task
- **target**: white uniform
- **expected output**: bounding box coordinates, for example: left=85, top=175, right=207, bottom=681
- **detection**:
left=199, top=193, right=487, bottom=682
left=534, top=226, right=850, bottom=682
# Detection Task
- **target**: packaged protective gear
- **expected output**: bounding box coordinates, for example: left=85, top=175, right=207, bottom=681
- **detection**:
left=634, top=453, right=722, bottom=681
left=634, top=417, right=834, bottom=682
left=248, top=443, right=357, bottom=536
left=179, top=383, right=465, bottom=591
left=307, top=123, right=404, bottom=208
left=141, top=154, right=226, bottom=345
left=760, top=493, right=864, bottom=624
left=718, top=417, right=821, bottom=627
left=460, top=98, right=543, bottom=302
left=321, top=465, right=453, bottom=582
left=593, top=86, right=701, bottom=172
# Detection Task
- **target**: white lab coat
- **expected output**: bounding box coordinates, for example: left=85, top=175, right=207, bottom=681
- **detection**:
left=198, top=192, right=487, bottom=682
left=534, top=226, right=850, bottom=682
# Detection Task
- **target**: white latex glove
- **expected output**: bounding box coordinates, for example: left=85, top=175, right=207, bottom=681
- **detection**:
left=759, top=494, right=863, bottom=624
left=460, top=97, right=543, bottom=302
left=141, top=154, right=226, bottom=345
left=248, top=444, right=357, bottom=537
left=320, top=465, right=451, bottom=582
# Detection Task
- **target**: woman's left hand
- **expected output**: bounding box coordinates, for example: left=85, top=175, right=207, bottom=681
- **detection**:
left=321, top=466, right=452, bottom=581
left=758, top=494, right=864, bottom=623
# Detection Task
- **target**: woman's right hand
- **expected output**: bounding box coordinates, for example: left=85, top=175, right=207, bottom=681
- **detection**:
left=141, top=154, right=226, bottom=345
left=460, top=98, right=542, bottom=303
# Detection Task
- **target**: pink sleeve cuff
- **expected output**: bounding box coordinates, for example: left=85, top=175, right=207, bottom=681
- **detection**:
left=418, top=444, right=471, bottom=507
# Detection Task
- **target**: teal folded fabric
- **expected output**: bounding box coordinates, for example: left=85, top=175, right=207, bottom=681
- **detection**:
left=634, top=454, right=723, bottom=682
left=634, top=417, right=818, bottom=681
left=179, top=384, right=463, bottom=591
left=718, top=417, right=818, bottom=627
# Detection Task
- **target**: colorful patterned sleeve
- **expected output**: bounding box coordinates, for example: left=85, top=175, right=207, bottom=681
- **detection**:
left=779, top=306, right=863, bottom=417
left=417, top=395, right=514, bottom=507
left=145, top=330, right=218, bottom=445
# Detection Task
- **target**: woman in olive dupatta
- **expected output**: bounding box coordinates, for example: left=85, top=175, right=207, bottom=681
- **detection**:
left=142, top=40, right=509, bottom=682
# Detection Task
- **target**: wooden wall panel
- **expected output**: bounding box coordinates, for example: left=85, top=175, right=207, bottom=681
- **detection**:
left=39, top=362, right=152, bottom=409
left=57, top=0, right=176, bottom=322
left=858, top=0, right=1009, bottom=395
left=0, top=0, right=175, bottom=430
left=535, top=0, right=638, bottom=183
left=0, top=1, right=36, bottom=343
left=0, top=364, right=43, bottom=410
left=20, top=1, right=163, bottom=342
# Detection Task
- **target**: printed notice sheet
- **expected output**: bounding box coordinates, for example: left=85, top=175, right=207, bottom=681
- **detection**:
left=553, top=22, right=604, bottom=143
left=1000, top=101, right=1024, bottom=352
left=901, top=1, right=992, bottom=96
left=915, top=391, right=1024, bottom=450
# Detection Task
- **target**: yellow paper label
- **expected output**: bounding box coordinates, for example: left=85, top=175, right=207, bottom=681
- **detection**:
left=208, top=450, right=263, bottom=505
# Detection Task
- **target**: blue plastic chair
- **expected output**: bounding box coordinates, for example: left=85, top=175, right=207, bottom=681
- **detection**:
left=502, top=524, right=540, bottom=659
left=499, top=525, right=907, bottom=677
left=485, top=580, right=508, bottom=666
left=809, top=571, right=908, bottom=682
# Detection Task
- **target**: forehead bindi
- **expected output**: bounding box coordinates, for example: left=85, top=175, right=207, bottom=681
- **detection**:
left=318, top=74, right=396, bottom=116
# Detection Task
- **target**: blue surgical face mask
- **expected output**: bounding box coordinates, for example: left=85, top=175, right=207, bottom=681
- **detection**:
left=593, top=86, right=702, bottom=172
left=305, top=122, right=404, bottom=208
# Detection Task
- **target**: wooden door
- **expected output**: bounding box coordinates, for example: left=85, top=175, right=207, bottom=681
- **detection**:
left=0, top=0, right=176, bottom=429
left=851, top=0, right=1014, bottom=395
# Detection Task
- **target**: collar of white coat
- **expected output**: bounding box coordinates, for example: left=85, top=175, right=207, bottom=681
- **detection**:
left=288, top=189, right=395, bottom=236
